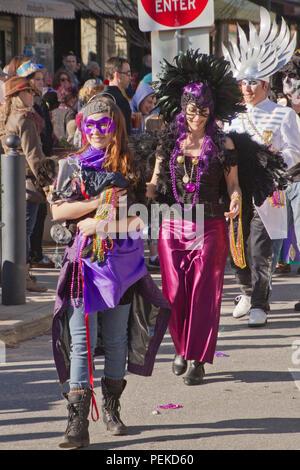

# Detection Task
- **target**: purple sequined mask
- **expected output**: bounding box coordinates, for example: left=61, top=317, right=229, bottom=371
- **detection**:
left=82, top=116, right=116, bottom=135
left=181, top=82, right=214, bottom=116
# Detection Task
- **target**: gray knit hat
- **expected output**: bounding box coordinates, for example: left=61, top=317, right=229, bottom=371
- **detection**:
left=81, top=98, right=110, bottom=120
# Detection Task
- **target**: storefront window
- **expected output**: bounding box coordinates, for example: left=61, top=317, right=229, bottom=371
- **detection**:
left=34, top=18, right=54, bottom=78
left=0, top=15, right=15, bottom=67
left=81, top=18, right=97, bottom=65
left=102, top=18, right=128, bottom=65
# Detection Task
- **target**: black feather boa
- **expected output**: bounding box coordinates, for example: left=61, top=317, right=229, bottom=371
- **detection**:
left=130, top=125, right=290, bottom=213
left=227, top=131, right=289, bottom=207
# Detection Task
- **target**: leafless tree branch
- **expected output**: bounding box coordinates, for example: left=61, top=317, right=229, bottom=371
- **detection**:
left=77, top=0, right=150, bottom=49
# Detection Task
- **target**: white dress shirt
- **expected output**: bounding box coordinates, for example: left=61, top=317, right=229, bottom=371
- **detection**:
left=224, top=98, right=300, bottom=239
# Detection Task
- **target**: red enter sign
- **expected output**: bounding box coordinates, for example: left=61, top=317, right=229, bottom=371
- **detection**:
left=140, top=0, right=209, bottom=28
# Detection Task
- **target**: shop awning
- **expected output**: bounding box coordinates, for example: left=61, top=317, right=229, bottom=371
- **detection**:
left=0, top=0, right=75, bottom=19
left=69, top=0, right=275, bottom=23
left=69, top=0, right=137, bottom=19
left=214, top=0, right=276, bottom=22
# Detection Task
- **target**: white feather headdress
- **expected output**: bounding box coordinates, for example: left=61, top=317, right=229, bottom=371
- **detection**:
left=222, top=7, right=297, bottom=82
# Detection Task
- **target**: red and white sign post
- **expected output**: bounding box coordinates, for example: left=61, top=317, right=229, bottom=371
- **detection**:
left=138, top=0, right=213, bottom=31
left=137, top=0, right=214, bottom=79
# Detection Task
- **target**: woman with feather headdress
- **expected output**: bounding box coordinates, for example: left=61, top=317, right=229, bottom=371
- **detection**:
left=145, top=49, right=288, bottom=385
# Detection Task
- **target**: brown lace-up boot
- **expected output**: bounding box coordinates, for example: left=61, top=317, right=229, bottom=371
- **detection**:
left=101, top=377, right=127, bottom=436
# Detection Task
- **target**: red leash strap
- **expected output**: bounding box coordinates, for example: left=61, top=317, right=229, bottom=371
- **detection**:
left=79, top=235, right=99, bottom=422
left=85, top=313, right=100, bottom=422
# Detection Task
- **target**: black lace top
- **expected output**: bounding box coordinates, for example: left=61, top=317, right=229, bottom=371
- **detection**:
left=155, top=124, right=238, bottom=220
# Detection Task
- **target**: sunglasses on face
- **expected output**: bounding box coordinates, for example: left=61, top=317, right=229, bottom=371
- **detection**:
left=119, top=71, right=132, bottom=77
left=186, top=107, right=210, bottom=118
left=82, top=116, right=116, bottom=135
left=60, top=77, right=69, bottom=82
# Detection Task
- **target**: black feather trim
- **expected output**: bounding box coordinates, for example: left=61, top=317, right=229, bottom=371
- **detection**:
left=152, top=50, right=245, bottom=123
left=227, top=132, right=289, bottom=207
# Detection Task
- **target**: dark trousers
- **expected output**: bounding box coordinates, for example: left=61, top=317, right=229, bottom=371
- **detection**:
left=231, top=209, right=273, bottom=311
left=30, top=203, right=47, bottom=262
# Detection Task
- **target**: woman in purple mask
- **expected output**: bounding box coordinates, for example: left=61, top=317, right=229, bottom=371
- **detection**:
left=148, top=52, right=244, bottom=386
left=50, top=97, right=170, bottom=448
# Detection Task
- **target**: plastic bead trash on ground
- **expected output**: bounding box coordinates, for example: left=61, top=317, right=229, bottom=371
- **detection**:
left=157, top=403, right=183, bottom=409
left=215, top=351, right=230, bottom=357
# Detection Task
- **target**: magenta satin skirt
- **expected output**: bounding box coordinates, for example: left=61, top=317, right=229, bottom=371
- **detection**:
left=158, top=218, right=229, bottom=364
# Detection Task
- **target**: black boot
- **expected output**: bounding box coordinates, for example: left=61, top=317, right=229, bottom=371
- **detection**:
left=183, top=361, right=205, bottom=385
left=101, top=377, right=127, bottom=436
left=59, top=388, right=92, bottom=449
left=172, top=354, right=188, bottom=376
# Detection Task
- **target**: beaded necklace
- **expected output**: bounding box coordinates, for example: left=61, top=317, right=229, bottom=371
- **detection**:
left=229, top=197, right=246, bottom=269
left=170, top=136, right=208, bottom=211
left=70, top=187, right=116, bottom=305
left=241, top=113, right=285, bottom=208
left=241, top=112, right=274, bottom=146
left=70, top=227, right=86, bottom=307
left=92, top=188, right=116, bottom=263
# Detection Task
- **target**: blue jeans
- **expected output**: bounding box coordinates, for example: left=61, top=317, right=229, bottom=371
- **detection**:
left=26, top=201, right=40, bottom=264
left=286, top=181, right=300, bottom=251
left=67, top=300, right=131, bottom=390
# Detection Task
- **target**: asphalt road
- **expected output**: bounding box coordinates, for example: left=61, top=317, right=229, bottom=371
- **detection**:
left=1, top=267, right=300, bottom=452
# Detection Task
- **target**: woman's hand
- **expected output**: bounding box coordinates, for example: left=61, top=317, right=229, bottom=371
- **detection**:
left=224, top=197, right=240, bottom=219
left=77, top=218, right=98, bottom=236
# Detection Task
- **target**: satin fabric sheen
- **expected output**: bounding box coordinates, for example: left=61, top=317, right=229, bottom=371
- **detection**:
left=68, top=146, right=147, bottom=313
left=158, top=218, right=229, bottom=364
left=76, top=231, right=147, bottom=314
left=75, top=146, right=107, bottom=169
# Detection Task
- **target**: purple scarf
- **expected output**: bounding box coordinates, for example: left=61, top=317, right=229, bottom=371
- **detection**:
left=74, top=146, right=108, bottom=170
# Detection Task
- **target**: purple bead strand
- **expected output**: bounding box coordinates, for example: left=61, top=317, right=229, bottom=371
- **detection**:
left=170, top=136, right=209, bottom=212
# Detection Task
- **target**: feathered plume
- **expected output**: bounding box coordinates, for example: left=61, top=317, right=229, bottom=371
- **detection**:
left=152, top=49, right=245, bottom=123
left=222, top=7, right=297, bottom=82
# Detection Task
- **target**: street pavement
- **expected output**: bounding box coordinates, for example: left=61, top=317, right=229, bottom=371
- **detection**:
left=1, top=250, right=300, bottom=451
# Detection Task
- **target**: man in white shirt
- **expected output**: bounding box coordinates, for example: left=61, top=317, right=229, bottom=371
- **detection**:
left=223, top=7, right=300, bottom=326
left=225, top=79, right=300, bottom=326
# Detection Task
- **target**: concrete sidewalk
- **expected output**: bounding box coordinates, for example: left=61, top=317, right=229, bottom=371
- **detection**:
left=0, top=265, right=58, bottom=347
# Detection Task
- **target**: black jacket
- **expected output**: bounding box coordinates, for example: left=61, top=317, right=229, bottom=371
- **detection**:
left=34, top=94, right=53, bottom=156
left=103, top=85, right=132, bottom=135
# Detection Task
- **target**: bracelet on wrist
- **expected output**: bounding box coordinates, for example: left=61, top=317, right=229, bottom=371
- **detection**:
left=231, top=191, right=241, bottom=201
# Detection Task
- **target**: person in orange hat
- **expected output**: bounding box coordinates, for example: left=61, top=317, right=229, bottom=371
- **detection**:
left=0, top=76, right=56, bottom=292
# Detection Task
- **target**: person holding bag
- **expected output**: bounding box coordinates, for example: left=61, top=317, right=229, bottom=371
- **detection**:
left=49, top=96, right=170, bottom=449
left=0, top=76, right=56, bottom=292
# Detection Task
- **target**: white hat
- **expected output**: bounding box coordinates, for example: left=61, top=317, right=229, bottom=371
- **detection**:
left=222, top=7, right=297, bottom=83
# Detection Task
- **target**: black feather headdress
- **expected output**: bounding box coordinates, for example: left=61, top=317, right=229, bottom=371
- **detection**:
left=152, top=49, right=245, bottom=123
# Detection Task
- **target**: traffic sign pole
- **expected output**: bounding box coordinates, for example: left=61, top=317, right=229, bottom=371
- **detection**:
left=151, top=27, right=210, bottom=80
